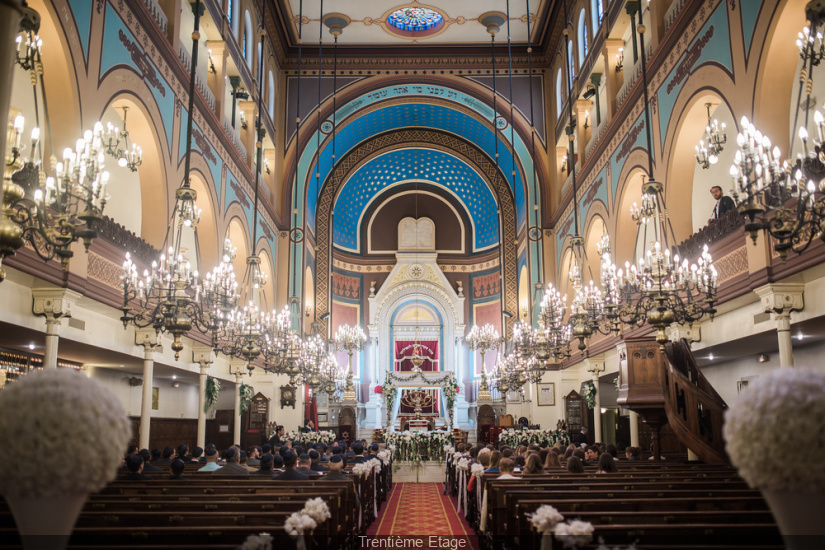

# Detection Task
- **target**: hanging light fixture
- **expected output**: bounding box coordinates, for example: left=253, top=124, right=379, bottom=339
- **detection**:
left=598, top=3, right=718, bottom=349
left=119, top=0, right=236, bottom=359
left=333, top=324, right=367, bottom=401
left=466, top=324, right=501, bottom=400
left=1, top=8, right=133, bottom=280
left=694, top=103, right=726, bottom=170
left=102, top=107, right=143, bottom=172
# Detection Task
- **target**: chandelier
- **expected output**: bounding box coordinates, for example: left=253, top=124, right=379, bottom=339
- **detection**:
left=466, top=324, right=501, bottom=400
left=726, top=2, right=825, bottom=259
left=1, top=13, right=128, bottom=280
left=537, top=283, right=572, bottom=361
left=119, top=0, right=234, bottom=359
left=695, top=103, right=727, bottom=169
left=102, top=107, right=142, bottom=172
left=332, top=324, right=367, bottom=401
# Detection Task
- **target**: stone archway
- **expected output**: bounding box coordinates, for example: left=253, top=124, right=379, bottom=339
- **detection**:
left=313, top=129, right=519, bottom=338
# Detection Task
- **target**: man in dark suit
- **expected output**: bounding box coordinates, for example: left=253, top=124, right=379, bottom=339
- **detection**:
left=301, top=419, right=316, bottom=433
left=155, top=446, right=176, bottom=466
left=323, top=455, right=360, bottom=507
left=125, top=454, right=151, bottom=480
left=139, top=449, right=162, bottom=472
left=367, top=443, right=380, bottom=461
left=309, top=450, right=329, bottom=472
left=272, top=451, right=309, bottom=480
left=268, top=425, right=285, bottom=447
left=296, top=453, right=322, bottom=477
left=349, top=442, right=367, bottom=464
left=247, top=446, right=262, bottom=467
left=710, top=186, right=735, bottom=221
left=252, top=453, right=275, bottom=475
left=168, top=458, right=187, bottom=480
left=215, top=447, right=249, bottom=476
left=573, top=426, right=589, bottom=446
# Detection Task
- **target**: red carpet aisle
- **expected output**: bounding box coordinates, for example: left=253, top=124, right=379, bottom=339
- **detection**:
left=367, top=482, right=476, bottom=543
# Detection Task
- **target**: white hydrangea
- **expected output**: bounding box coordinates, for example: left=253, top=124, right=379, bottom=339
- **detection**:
left=352, top=462, right=372, bottom=477
left=529, top=504, right=564, bottom=534
left=284, top=512, right=317, bottom=535
left=238, top=532, right=274, bottom=550
left=302, top=497, right=331, bottom=524
left=724, top=369, right=825, bottom=492
left=554, top=520, right=595, bottom=548
left=378, top=450, right=392, bottom=464
left=457, top=458, right=470, bottom=471
left=0, top=368, right=131, bottom=497
left=471, top=463, right=485, bottom=477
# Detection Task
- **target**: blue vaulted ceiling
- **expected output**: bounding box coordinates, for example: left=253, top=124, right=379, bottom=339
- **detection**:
left=306, top=102, right=526, bottom=237
left=332, top=148, right=500, bottom=253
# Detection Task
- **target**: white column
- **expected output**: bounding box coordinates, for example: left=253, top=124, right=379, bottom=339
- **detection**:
left=136, top=328, right=160, bottom=450
left=754, top=284, right=804, bottom=369
left=586, top=359, right=605, bottom=443
left=230, top=360, right=246, bottom=446
left=193, top=346, right=214, bottom=449
left=31, top=288, right=81, bottom=368
left=629, top=410, right=640, bottom=448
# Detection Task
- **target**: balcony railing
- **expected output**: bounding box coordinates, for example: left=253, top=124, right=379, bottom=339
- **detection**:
left=676, top=208, right=745, bottom=261
left=178, top=45, right=217, bottom=113
left=584, top=115, right=609, bottom=160
left=616, top=43, right=653, bottom=110
left=223, top=118, right=248, bottom=162
left=664, top=0, right=690, bottom=33
left=142, top=0, right=168, bottom=35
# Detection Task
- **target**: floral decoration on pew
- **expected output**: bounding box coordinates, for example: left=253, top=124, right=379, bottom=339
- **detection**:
left=238, top=532, right=274, bottom=550
left=384, top=430, right=454, bottom=470
left=528, top=504, right=595, bottom=549
left=498, top=428, right=571, bottom=448
left=283, top=497, right=331, bottom=536
left=377, top=449, right=393, bottom=464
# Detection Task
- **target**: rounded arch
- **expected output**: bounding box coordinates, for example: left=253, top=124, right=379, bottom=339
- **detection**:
left=256, top=245, right=276, bottom=311
left=314, top=129, right=519, bottom=338
left=578, top=9, right=589, bottom=65
left=267, top=69, right=276, bottom=115
left=591, top=0, right=603, bottom=31
left=188, top=172, right=219, bottom=271
left=753, top=0, right=806, bottom=153
left=613, top=165, right=649, bottom=266
left=97, top=93, right=169, bottom=246
left=518, top=265, right=530, bottom=322
left=244, top=10, right=254, bottom=69
left=662, top=89, right=738, bottom=237
left=583, top=214, right=607, bottom=285
left=225, top=216, right=251, bottom=296
left=230, top=0, right=240, bottom=37
left=556, top=68, right=564, bottom=117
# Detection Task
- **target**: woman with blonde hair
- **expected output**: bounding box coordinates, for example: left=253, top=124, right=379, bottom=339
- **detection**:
left=545, top=450, right=561, bottom=468
left=522, top=453, right=544, bottom=474
left=486, top=450, right=502, bottom=472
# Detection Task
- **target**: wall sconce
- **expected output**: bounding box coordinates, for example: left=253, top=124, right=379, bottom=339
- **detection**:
left=240, top=110, right=248, bottom=130
left=521, top=302, right=529, bottom=318
left=615, top=47, right=624, bottom=72
left=561, top=154, right=568, bottom=173
left=305, top=303, right=312, bottom=317
left=207, top=48, right=216, bottom=74
left=263, top=157, right=271, bottom=175
left=583, top=110, right=590, bottom=130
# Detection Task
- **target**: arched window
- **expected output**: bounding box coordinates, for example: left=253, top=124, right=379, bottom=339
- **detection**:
left=268, top=69, right=275, bottom=115
left=556, top=68, right=563, bottom=117
left=244, top=11, right=253, bottom=69
left=591, top=0, right=604, bottom=30
left=578, top=10, right=588, bottom=66
left=568, top=45, right=576, bottom=80
left=230, top=0, right=240, bottom=37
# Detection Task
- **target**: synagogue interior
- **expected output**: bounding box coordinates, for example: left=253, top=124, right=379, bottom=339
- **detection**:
left=1, top=0, right=824, bottom=546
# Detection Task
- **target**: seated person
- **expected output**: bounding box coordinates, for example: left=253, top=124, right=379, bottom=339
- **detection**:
left=497, top=458, right=518, bottom=480
left=252, top=453, right=275, bottom=475
left=597, top=452, right=618, bottom=473
left=169, top=458, right=186, bottom=480
left=125, top=454, right=150, bottom=480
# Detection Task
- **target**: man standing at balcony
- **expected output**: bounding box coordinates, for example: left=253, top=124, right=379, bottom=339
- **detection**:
left=710, top=186, right=735, bottom=221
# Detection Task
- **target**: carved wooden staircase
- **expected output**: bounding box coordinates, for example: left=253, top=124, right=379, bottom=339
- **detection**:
left=617, top=337, right=729, bottom=464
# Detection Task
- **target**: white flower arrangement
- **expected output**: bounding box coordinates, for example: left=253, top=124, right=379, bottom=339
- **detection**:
left=302, top=497, right=331, bottom=524
left=457, top=458, right=470, bottom=471
left=284, top=511, right=317, bottom=535
left=378, top=450, right=392, bottom=464
left=238, top=532, right=274, bottom=550
left=352, top=462, right=373, bottom=477
left=581, top=380, right=597, bottom=410
left=384, top=430, right=454, bottom=467
left=724, top=369, right=825, bottom=492
left=444, top=444, right=455, bottom=452
left=471, top=463, right=485, bottom=477
left=554, top=519, right=595, bottom=548
left=498, top=428, right=571, bottom=448
left=373, top=459, right=382, bottom=473
left=528, top=504, right=565, bottom=534
left=0, top=368, right=131, bottom=498
left=294, top=430, right=337, bottom=445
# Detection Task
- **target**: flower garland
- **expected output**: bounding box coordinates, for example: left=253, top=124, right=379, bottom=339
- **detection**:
left=383, top=377, right=397, bottom=428
left=724, top=369, right=825, bottom=492
left=293, top=431, right=337, bottom=445
left=205, top=376, right=221, bottom=413
left=239, top=383, right=254, bottom=415
left=383, top=370, right=459, bottom=425
left=498, top=428, right=571, bottom=448
left=0, top=368, right=131, bottom=498
left=581, top=380, right=597, bottom=410
left=383, top=430, right=454, bottom=470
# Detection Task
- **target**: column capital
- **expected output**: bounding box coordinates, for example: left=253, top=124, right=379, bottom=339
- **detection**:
left=585, top=358, right=605, bottom=375
left=31, top=288, right=82, bottom=321
left=192, top=346, right=214, bottom=366
left=135, top=327, right=161, bottom=349
left=574, top=99, right=593, bottom=115
left=603, top=39, right=624, bottom=55
left=668, top=324, right=700, bottom=344
left=754, top=283, right=804, bottom=317
left=590, top=72, right=603, bottom=87
left=229, top=359, right=248, bottom=376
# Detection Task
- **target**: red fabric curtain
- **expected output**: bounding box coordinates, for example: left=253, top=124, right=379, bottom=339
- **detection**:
left=303, top=385, right=318, bottom=429
left=394, top=340, right=439, bottom=371
left=398, top=388, right=440, bottom=414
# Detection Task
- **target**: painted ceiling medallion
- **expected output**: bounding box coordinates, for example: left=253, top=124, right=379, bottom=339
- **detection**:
left=387, top=7, right=443, bottom=32
left=408, top=264, right=426, bottom=280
